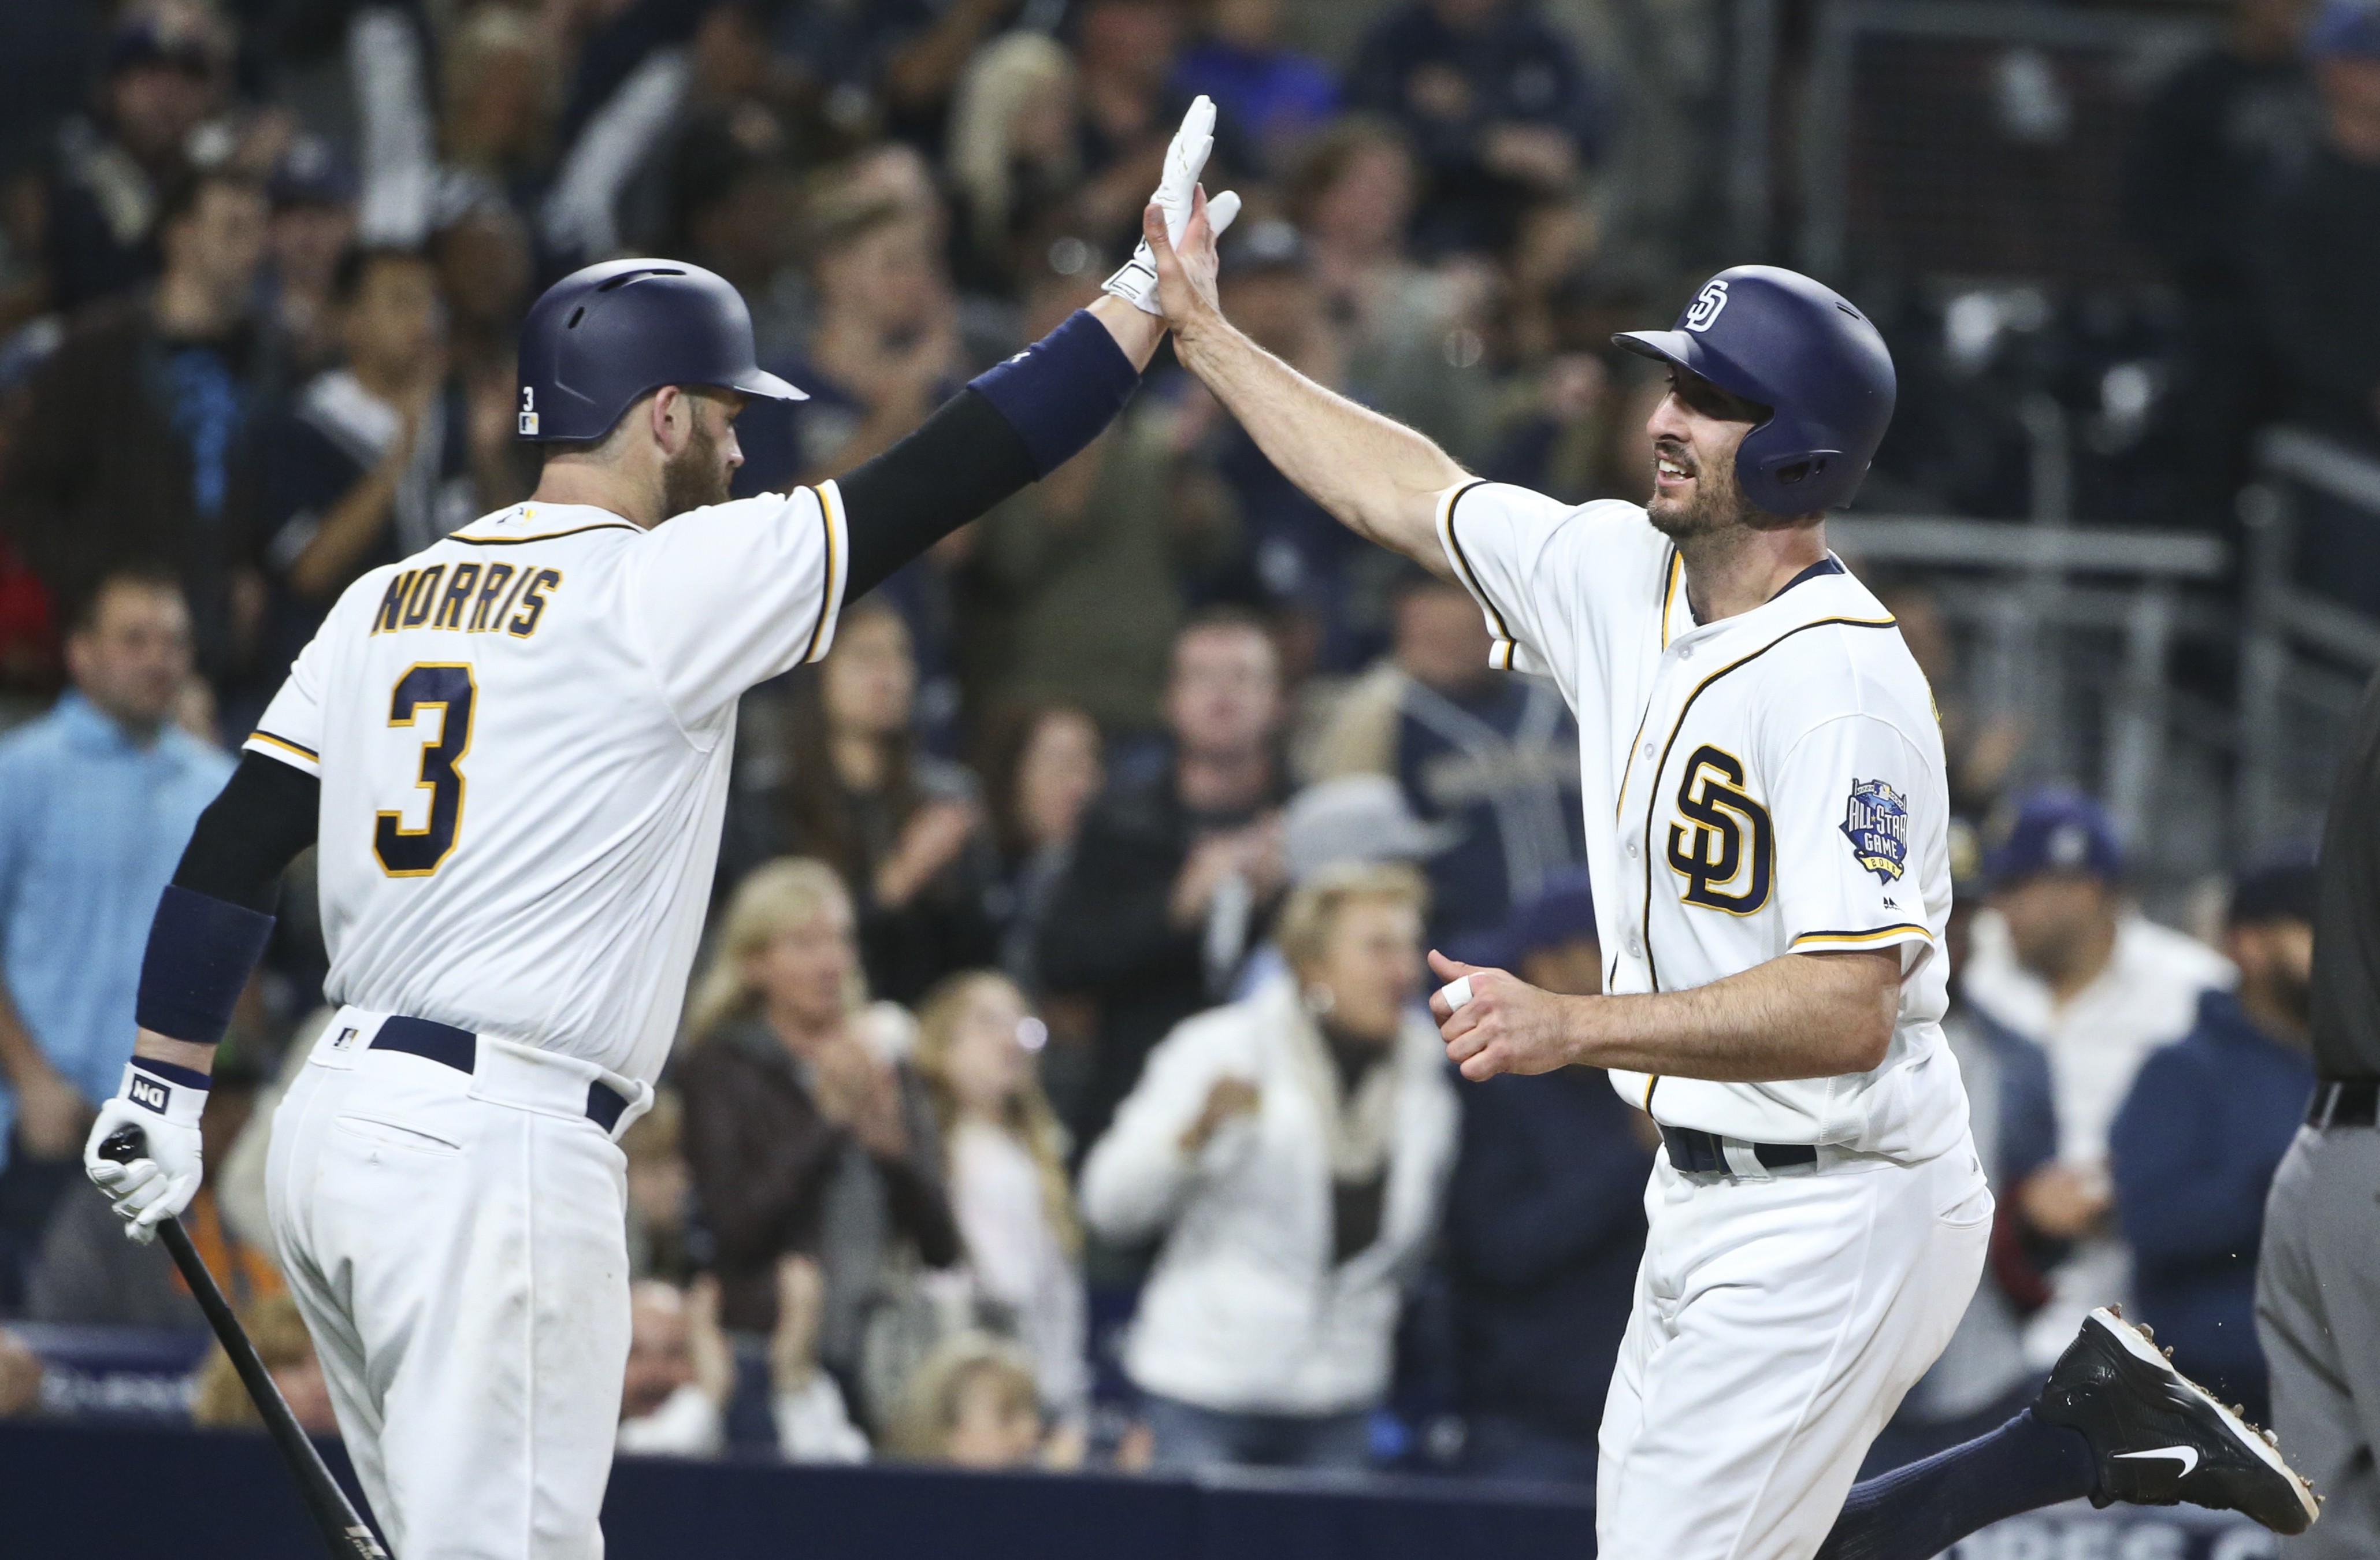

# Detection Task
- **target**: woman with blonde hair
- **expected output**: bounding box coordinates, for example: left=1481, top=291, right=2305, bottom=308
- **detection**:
left=912, top=971, right=1089, bottom=1435
left=191, top=1294, right=339, bottom=1437
left=675, top=859, right=961, bottom=1431
left=945, top=32, right=1082, bottom=292
left=1080, top=860, right=1459, bottom=1472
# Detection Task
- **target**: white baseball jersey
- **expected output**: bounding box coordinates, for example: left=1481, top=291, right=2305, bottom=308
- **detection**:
left=244, top=489, right=851, bottom=1086
left=1436, top=480, right=1966, bottom=1161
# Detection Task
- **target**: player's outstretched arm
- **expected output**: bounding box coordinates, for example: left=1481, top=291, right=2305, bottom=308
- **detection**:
left=1429, top=946, right=1901, bottom=1084
left=82, top=753, right=320, bottom=1241
left=1145, top=191, right=1469, bottom=577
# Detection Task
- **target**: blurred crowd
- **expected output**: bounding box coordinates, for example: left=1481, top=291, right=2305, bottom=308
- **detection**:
left=0, top=0, right=2356, bottom=1500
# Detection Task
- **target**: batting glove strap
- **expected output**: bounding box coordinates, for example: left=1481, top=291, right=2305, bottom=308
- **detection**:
left=1101, top=191, right=1244, bottom=315
left=117, top=1058, right=211, bottom=1128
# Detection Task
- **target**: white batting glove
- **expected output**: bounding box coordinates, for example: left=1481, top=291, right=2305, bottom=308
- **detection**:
left=1103, top=95, right=1244, bottom=315
left=84, top=1061, right=208, bottom=1245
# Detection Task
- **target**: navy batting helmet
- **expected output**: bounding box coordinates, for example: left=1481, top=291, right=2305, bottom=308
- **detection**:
left=515, top=258, right=804, bottom=443
left=1614, top=265, right=1895, bottom=516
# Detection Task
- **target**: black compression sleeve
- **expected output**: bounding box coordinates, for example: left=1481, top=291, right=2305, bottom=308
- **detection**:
left=173, top=751, right=323, bottom=914
left=837, top=386, right=1037, bottom=600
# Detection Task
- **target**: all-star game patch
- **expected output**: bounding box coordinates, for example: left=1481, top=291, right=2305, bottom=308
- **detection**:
left=1841, top=778, right=1909, bottom=883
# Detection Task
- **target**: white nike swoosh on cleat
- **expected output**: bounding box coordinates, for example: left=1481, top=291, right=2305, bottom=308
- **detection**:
left=2115, top=1446, right=2201, bottom=1477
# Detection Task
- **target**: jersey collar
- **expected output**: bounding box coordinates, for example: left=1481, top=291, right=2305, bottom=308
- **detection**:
left=448, top=502, right=641, bottom=545
left=1669, top=550, right=1888, bottom=649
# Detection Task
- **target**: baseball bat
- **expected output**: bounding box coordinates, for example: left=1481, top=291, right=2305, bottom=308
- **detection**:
left=99, top=1125, right=391, bottom=1560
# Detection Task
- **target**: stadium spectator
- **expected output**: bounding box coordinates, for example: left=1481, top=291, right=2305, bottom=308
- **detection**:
left=1080, top=861, right=1458, bottom=1473
left=36, top=12, right=234, bottom=318
left=2124, top=0, right=2319, bottom=532
left=1961, top=789, right=2233, bottom=1354
left=766, top=601, right=999, bottom=1005
left=2110, top=856, right=2318, bottom=1427
left=238, top=246, right=479, bottom=697
left=738, top=187, right=963, bottom=495
left=623, top=1090, right=694, bottom=1286
left=1171, top=0, right=1340, bottom=171
left=2253, top=0, right=2380, bottom=447
left=190, top=1293, right=337, bottom=1438
left=964, top=276, right=1242, bottom=734
left=1310, top=569, right=1583, bottom=944
left=945, top=34, right=1083, bottom=299
left=1868, top=821, right=2060, bottom=1470
left=771, top=0, right=1026, bottom=151
left=1067, top=0, right=1201, bottom=251
left=881, top=1329, right=1051, bottom=1468
left=2, top=166, right=275, bottom=686
left=0, top=571, right=232, bottom=1306
left=1443, top=872, right=1650, bottom=1486
left=262, top=136, right=359, bottom=379
left=27, top=1047, right=272, bottom=1328
left=1343, top=0, right=1606, bottom=258
left=676, top=859, right=963, bottom=1428
left=911, top=972, right=1089, bottom=1437
left=615, top=1265, right=870, bottom=1462
left=1039, top=609, right=1291, bottom=1149
left=437, top=6, right=561, bottom=216
left=976, top=705, right=1105, bottom=996
left=1284, top=118, right=1497, bottom=462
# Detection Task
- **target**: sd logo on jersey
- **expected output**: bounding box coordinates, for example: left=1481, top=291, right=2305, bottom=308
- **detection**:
left=1667, top=745, right=1773, bottom=913
left=1841, top=778, right=1909, bottom=883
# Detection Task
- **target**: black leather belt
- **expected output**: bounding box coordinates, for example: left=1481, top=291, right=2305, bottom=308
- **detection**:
left=1659, top=1123, right=1820, bottom=1176
left=372, top=1015, right=629, bottom=1132
left=2307, top=1079, right=2379, bottom=1130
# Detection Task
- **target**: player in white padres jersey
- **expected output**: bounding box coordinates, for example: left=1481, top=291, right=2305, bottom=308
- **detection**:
left=1135, top=182, right=2316, bottom=1557
left=78, top=103, right=1241, bottom=1559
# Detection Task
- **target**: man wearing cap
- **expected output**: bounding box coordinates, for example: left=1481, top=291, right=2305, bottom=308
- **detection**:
left=1961, top=788, right=2234, bottom=1354
left=1136, top=169, right=2316, bottom=1558
left=2111, top=855, right=2319, bottom=1429
left=2259, top=665, right=2380, bottom=1557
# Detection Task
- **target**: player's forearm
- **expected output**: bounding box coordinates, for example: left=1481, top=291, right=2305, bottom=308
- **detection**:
left=1568, top=950, right=1899, bottom=1082
left=1170, top=306, right=1465, bottom=572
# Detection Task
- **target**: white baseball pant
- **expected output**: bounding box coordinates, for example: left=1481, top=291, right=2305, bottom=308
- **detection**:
left=1596, top=1139, right=1993, bottom=1560
left=266, top=1008, right=650, bottom=1559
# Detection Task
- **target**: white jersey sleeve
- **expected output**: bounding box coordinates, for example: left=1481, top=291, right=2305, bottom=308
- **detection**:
left=246, top=618, right=331, bottom=777
left=1433, top=481, right=1673, bottom=682
left=622, top=480, right=851, bottom=729
left=1768, top=711, right=1940, bottom=970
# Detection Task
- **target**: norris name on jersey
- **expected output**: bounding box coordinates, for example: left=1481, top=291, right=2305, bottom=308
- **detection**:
left=367, top=561, right=562, bottom=641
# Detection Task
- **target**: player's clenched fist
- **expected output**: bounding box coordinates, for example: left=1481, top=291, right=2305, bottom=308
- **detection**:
left=1428, top=949, right=1579, bottom=1082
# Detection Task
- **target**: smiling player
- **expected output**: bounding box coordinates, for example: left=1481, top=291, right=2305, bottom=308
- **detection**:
left=1136, top=177, right=2316, bottom=1558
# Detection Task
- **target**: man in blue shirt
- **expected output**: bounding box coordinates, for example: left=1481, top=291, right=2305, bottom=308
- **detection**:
left=0, top=570, right=232, bottom=1302
left=2111, top=856, right=2319, bottom=1428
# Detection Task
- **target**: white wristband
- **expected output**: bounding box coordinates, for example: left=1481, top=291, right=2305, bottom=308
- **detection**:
left=120, top=1060, right=208, bottom=1129
left=1439, top=976, right=1473, bottom=1011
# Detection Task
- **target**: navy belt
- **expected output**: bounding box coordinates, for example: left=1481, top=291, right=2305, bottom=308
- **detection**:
left=372, top=1015, right=629, bottom=1132
left=2307, top=1079, right=2378, bottom=1130
left=1659, top=1123, right=1819, bottom=1176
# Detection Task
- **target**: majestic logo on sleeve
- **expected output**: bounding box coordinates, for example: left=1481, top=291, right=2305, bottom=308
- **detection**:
left=1684, top=280, right=1730, bottom=332
left=1666, top=745, right=1774, bottom=913
left=1841, top=778, right=1910, bottom=883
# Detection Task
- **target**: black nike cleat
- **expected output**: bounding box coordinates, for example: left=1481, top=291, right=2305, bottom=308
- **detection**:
left=2034, top=1306, right=2319, bottom=1535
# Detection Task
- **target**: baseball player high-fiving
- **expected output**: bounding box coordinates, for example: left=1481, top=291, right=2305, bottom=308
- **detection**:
left=79, top=103, right=1236, bottom=1560
left=1137, top=157, right=2315, bottom=1557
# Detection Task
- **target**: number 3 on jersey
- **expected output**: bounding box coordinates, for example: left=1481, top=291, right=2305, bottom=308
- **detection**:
left=376, top=663, right=476, bottom=876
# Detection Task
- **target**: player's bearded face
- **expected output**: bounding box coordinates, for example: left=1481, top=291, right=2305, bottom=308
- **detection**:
left=1646, top=428, right=1758, bottom=538
left=660, top=402, right=736, bottom=514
